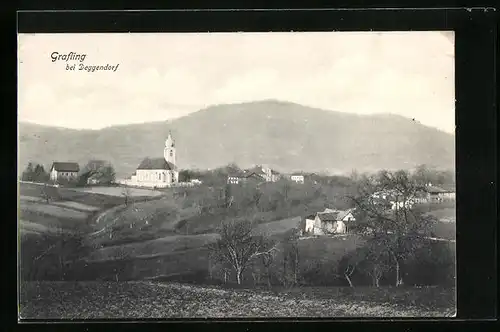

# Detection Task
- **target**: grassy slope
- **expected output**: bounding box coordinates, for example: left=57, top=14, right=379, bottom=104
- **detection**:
left=19, top=281, right=455, bottom=319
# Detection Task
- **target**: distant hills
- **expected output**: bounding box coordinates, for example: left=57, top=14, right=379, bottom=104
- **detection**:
left=18, top=100, right=455, bottom=178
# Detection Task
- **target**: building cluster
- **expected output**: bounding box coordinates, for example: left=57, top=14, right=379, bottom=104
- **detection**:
left=299, top=183, right=456, bottom=237
left=370, top=183, right=456, bottom=210
left=227, top=167, right=305, bottom=185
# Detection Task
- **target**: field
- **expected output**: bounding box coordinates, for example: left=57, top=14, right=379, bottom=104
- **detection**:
left=72, top=186, right=164, bottom=197
left=20, top=201, right=89, bottom=221
left=19, top=281, right=455, bottom=319
left=428, top=207, right=455, bottom=222
left=256, top=216, right=301, bottom=236
left=19, top=180, right=457, bottom=318
left=430, top=221, right=456, bottom=241
left=88, top=233, right=219, bottom=261
left=18, top=182, right=169, bottom=234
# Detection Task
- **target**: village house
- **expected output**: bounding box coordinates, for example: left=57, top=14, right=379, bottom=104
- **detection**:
left=226, top=165, right=280, bottom=185
left=227, top=170, right=265, bottom=185
left=304, top=208, right=355, bottom=235
left=49, top=162, right=80, bottom=182
left=246, top=165, right=280, bottom=182
left=190, top=179, right=203, bottom=185
left=424, top=183, right=456, bottom=202
left=290, top=174, right=305, bottom=184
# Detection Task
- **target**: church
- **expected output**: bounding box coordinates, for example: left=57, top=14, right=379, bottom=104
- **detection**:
left=127, top=132, right=179, bottom=188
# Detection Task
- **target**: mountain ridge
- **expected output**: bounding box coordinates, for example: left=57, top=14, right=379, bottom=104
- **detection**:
left=18, top=100, right=455, bottom=177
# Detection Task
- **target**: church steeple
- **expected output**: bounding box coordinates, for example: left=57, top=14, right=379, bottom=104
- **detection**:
left=165, top=131, right=175, bottom=148
left=164, top=131, right=176, bottom=165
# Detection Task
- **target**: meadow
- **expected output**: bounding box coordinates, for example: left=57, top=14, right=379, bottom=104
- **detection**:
left=72, top=186, right=164, bottom=197
left=18, top=179, right=456, bottom=318
left=19, top=281, right=455, bottom=319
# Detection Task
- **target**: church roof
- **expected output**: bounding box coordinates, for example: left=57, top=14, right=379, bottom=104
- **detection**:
left=51, top=162, right=80, bottom=172
left=137, top=157, right=176, bottom=170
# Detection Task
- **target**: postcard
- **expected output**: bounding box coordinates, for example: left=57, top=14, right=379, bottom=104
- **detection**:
left=18, top=31, right=456, bottom=319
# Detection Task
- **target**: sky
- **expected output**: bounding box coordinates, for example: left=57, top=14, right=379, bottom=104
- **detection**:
left=18, top=31, right=455, bottom=133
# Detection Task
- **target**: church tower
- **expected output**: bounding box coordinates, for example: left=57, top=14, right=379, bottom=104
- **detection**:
left=164, top=131, right=176, bottom=165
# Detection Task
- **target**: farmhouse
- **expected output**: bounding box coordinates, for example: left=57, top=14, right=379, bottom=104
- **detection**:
left=227, top=170, right=265, bottom=185
left=290, top=174, right=305, bottom=184
left=424, top=184, right=456, bottom=202
left=117, top=132, right=179, bottom=188
left=304, top=208, right=355, bottom=235
left=246, top=165, right=281, bottom=182
left=49, top=162, right=79, bottom=182
left=371, top=189, right=418, bottom=210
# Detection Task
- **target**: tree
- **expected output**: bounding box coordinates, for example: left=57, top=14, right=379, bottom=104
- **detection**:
left=33, top=164, right=49, bottom=182
left=22, top=163, right=49, bottom=182
left=79, top=160, right=116, bottom=186
left=178, top=170, right=193, bottom=183
left=21, top=163, right=35, bottom=181
left=209, top=219, right=278, bottom=285
left=348, top=169, right=436, bottom=286
left=412, top=164, right=455, bottom=186
left=122, top=187, right=132, bottom=206
left=357, top=239, right=392, bottom=287
left=279, top=229, right=301, bottom=288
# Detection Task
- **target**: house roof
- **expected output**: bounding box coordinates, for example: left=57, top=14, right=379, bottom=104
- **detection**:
left=51, top=162, right=79, bottom=172
left=246, top=166, right=266, bottom=175
left=317, top=212, right=340, bottom=222
left=137, top=157, right=176, bottom=170
left=228, top=170, right=246, bottom=178
left=317, top=209, right=353, bottom=222
left=425, top=185, right=447, bottom=194
left=244, top=171, right=265, bottom=180
left=439, top=184, right=456, bottom=193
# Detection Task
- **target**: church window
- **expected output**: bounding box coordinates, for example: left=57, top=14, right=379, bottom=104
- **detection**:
left=170, top=150, right=173, bottom=157
left=158, top=173, right=161, bottom=180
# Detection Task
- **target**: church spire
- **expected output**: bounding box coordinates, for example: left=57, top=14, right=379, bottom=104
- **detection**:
left=165, top=130, right=175, bottom=148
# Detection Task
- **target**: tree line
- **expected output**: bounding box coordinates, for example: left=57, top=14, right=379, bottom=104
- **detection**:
left=20, top=160, right=116, bottom=186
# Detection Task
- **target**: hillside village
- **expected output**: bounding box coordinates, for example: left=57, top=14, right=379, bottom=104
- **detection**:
left=21, top=130, right=456, bottom=238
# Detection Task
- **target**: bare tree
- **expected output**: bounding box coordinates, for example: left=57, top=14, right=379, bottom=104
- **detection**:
left=343, top=263, right=356, bottom=287
left=347, top=169, right=435, bottom=286
left=209, top=219, right=278, bottom=285
left=112, top=246, right=132, bottom=282
left=79, top=160, right=116, bottom=186
left=281, top=229, right=301, bottom=287
left=122, top=187, right=132, bottom=206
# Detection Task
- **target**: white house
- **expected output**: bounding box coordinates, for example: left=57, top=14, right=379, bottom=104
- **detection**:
left=304, top=214, right=317, bottom=233
left=425, top=184, right=456, bottom=202
left=246, top=165, right=280, bottom=182
left=304, top=208, right=355, bottom=235
left=290, top=174, right=305, bottom=184
left=50, top=162, right=80, bottom=182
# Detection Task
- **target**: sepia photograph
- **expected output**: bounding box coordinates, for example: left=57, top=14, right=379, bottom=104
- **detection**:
left=18, top=31, right=456, bottom=319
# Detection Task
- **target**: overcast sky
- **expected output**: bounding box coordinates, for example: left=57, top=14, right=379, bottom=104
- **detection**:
left=18, top=31, right=455, bottom=133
